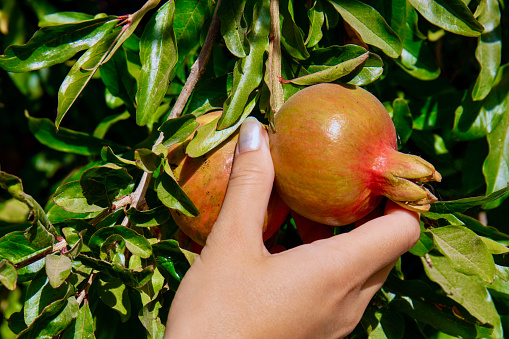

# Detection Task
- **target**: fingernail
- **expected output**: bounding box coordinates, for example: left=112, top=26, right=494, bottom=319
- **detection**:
left=238, top=117, right=261, bottom=153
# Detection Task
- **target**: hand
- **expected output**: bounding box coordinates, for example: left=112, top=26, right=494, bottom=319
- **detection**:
left=164, top=117, right=420, bottom=339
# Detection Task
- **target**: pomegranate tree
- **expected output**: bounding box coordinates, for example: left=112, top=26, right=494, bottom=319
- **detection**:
left=269, top=83, right=442, bottom=226
left=168, top=111, right=289, bottom=246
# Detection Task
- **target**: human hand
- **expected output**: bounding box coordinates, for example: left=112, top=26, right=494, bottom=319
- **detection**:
left=164, top=117, right=420, bottom=339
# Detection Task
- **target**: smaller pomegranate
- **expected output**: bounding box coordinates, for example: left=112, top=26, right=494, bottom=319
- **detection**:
left=269, top=83, right=441, bottom=226
left=168, top=111, right=289, bottom=246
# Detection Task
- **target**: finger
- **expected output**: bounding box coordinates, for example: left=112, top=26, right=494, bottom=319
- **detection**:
left=317, top=200, right=420, bottom=283
left=360, top=260, right=396, bottom=300
left=206, top=117, right=274, bottom=255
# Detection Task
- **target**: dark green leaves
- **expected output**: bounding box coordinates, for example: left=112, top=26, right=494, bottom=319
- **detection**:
left=158, top=114, right=199, bottom=147
left=327, top=0, right=402, bottom=58
left=429, top=185, right=509, bottom=213
left=0, top=17, right=118, bottom=72
left=89, top=226, right=152, bottom=259
left=408, top=0, right=484, bottom=37
left=136, top=0, right=178, bottom=126
left=27, top=116, right=128, bottom=156
left=218, top=0, right=248, bottom=58
left=80, top=165, right=133, bottom=208
left=155, top=161, right=199, bottom=217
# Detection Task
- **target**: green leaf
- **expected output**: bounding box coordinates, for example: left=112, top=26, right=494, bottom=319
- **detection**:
left=0, top=171, right=57, bottom=248
left=38, top=12, right=95, bottom=27
left=183, top=76, right=228, bottom=116
left=0, top=231, right=46, bottom=264
left=186, top=92, right=255, bottom=157
left=327, top=0, right=402, bottom=58
left=89, top=226, right=152, bottom=259
left=97, top=277, right=131, bottom=322
left=0, top=259, right=17, bottom=291
left=172, top=0, right=212, bottom=73
left=280, top=0, right=310, bottom=60
left=100, top=146, right=137, bottom=168
left=217, top=0, right=270, bottom=130
left=93, top=111, right=131, bottom=139
left=18, top=296, right=79, bottom=339
left=100, top=47, right=137, bottom=114
left=472, top=0, right=502, bottom=101
left=0, top=17, right=118, bottom=72
left=64, top=230, right=86, bottom=259
left=392, top=98, right=413, bottom=146
left=305, top=1, right=324, bottom=48
left=454, top=213, right=509, bottom=241
left=80, top=165, right=133, bottom=208
left=126, top=206, right=171, bottom=227
left=136, top=0, right=178, bottom=126
left=407, top=0, right=484, bottom=37
left=134, top=149, right=163, bottom=173
left=159, top=114, right=199, bottom=147
left=283, top=52, right=368, bottom=85
left=53, top=181, right=105, bottom=213
left=138, top=288, right=166, bottom=339
left=218, top=0, right=248, bottom=58
left=57, top=29, right=119, bottom=128
left=24, top=272, right=75, bottom=326
left=428, top=226, right=496, bottom=283
left=423, top=253, right=502, bottom=337
left=61, top=300, right=96, bottom=339
left=409, top=222, right=434, bottom=256
left=394, top=2, right=440, bottom=80
left=155, top=160, right=199, bottom=217
left=429, top=185, right=509, bottom=213
left=152, top=240, right=191, bottom=291
left=483, top=110, right=509, bottom=209
left=27, top=115, right=128, bottom=156
left=454, top=64, right=509, bottom=140
left=77, top=254, right=154, bottom=288
left=45, top=254, right=72, bottom=288
left=480, top=236, right=509, bottom=254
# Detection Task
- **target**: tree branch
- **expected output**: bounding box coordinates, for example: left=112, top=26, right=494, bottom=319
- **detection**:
left=121, top=0, right=223, bottom=226
left=14, top=238, right=67, bottom=270
left=269, top=0, right=284, bottom=117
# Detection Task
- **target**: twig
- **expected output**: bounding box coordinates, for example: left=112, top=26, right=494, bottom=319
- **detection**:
left=77, top=272, right=96, bottom=305
left=14, top=238, right=67, bottom=270
left=121, top=0, right=223, bottom=226
left=269, top=0, right=284, bottom=118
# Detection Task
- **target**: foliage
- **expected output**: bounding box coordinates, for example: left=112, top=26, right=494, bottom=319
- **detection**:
left=0, top=0, right=509, bottom=337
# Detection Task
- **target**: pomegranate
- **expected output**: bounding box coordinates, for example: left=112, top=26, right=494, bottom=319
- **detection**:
left=168, top=111, right=289, bottom=246
left=269, top=83, right=441, bottom=226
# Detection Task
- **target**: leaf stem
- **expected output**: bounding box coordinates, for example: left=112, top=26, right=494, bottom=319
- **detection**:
left=76, top=271, right=96, bottom=305
left=14, top=238, right=67, bottom=270
left=121, top=0, right=223, bottom=226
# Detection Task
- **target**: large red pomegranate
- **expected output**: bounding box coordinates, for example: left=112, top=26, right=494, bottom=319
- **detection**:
left=168, top=111, right=289, bottom=246
left=269, top=83, right=441, bottom=226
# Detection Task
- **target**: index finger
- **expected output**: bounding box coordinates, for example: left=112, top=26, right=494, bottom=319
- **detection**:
left=315, top=200, right=420, bottom=283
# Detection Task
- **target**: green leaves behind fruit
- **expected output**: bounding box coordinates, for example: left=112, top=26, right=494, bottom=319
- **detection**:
left=136, top=0, right=178, bottom=126
left=0, top=16, right=118, bottom=72
left=429, top=185, right=509, bottom=213
left=27, top=115, right=128, bottom=156
left=155, top=160, right=199, bottom=217
left=327, top=0, right=402, bottom=58
left=152, top=240, right=192, bottom=291
left=217, top=0, right=270, bottom=130
left=126, top=206, right=171, bottom=228
left=158, top=114, right=199, bottom=148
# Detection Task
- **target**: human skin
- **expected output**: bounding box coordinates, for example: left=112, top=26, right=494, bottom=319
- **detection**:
left=164, top=117, right=420, bottom=339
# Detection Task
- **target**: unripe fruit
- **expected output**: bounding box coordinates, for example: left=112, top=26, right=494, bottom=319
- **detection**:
left=168, top=111, right=289, bottom=246
left=269, top=83, right=441, bottom=226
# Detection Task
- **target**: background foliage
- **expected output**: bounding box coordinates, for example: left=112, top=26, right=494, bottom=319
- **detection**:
left=1, top=0, right=509, bottom=338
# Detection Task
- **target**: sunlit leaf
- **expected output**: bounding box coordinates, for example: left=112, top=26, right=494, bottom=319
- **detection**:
left=80, top=164, right=133, bottom=208
left=327, top=0, right=402, bottom=58
left=53, top=181, right=105, bottom=213
left=45, top=254, right=72, bottom=288
left=61, top=299, right=95, bottom=339
left=159, top=114, right=199, bottom=147
left=126, top=206, right=171, bottom=227
left=136, top=0, right=178, bottom=126
left=0, top=17, right=118, bottom=72
left=428, top=226, right=496, bottom=283
left=97, top=277, right=131, bottom=322
left=0, top=259, right=17, bottom=291
left=89, top=226, right=152, bottom=259
left=218, top=0, right=248, bottom=58
left=408, top=0, right=484, bottom=37
left=38, top=12, right=95, bottom=27
left=429, top=185, right=509, bottom=213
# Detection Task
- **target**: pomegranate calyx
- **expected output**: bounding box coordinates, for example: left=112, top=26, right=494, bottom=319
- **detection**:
left=380, top=151, right=441, bottom=212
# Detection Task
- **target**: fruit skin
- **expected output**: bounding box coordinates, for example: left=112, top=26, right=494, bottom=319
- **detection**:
left=269, top=83, right=441, bottom=226
left=168, top=111, right=289, bottom=246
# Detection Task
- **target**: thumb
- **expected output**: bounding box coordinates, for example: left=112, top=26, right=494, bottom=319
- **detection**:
left=206, top=117, right=274, bottom=255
